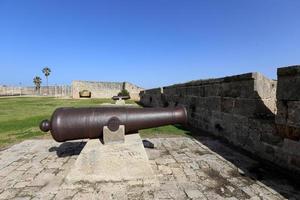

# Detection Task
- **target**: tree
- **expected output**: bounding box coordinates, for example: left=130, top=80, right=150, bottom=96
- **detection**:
left=118, top=89, right=130, bottom=97
left=33, top=76, right=42, bottom=94
left=42, top=67, right=51, bottom=94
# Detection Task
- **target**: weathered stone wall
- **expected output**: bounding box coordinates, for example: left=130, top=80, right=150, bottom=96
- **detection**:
left=72, top=80, right=143, bottom=100
left=140, top=67, right=300, bottom=174
left=0, top=81, right=143, bottom=100
left=276, top=66, right=300, bottom=139
left=0, top=85, right=72, bottom=97
left=124, top=82, right=144, bottom=100
left=275, top=66, right=300, bottom=172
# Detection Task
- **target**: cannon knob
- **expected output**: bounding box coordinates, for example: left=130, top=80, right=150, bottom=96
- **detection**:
left=40, top=119, right=51, bottom=132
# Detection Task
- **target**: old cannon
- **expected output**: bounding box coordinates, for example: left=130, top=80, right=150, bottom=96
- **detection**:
left=112, top=95, right=130, bottom=100
left=40, top=106, right=187, bottom=142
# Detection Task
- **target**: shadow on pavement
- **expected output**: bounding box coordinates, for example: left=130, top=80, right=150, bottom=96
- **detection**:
left=186, top=128, right=300, bottom=199
left=49, top=141, right=86, bottom=157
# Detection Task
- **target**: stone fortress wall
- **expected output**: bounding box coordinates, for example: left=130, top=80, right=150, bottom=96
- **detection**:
left=72, top=80, right=143, bottom=100
left=140, top=65, right=300, bottom=175
left=0, top=80, right=143, bottom=100
left=0, top=85, right=72, bottom=97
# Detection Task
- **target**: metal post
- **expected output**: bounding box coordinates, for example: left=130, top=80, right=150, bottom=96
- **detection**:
left=19, top=82, right=22, bottom=96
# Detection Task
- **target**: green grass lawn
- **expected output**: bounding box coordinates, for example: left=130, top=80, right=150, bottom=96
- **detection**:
left=0, top=97, right=190, bottom=149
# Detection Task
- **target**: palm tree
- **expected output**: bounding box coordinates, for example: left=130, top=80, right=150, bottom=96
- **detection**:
left=42, top=67, right=51, bottom=94
left=33, top=76, right=42, bottom=94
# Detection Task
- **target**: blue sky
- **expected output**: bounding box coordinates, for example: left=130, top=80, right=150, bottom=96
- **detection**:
left=0, top=0, right=299, bottom=88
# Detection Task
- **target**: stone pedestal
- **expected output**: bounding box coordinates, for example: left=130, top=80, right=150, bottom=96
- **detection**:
left=103, top=125, right=125, bottom=144
left=115, top=99, right=125, bottom=105
left=65, top=134, right=158, bottom=186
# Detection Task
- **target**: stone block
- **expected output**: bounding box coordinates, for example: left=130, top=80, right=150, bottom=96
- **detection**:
left=184, top=96, right=197, bottom=106
left=196, top=108, right=212, bottom=122
left=282, top=138, right=300, bottom=156
left=230, top=115, right=250, bottom=146
left=66, top=134, right=158, bottom=185
left=195, top=97, right=206, bottom=108
left=103, top=125, right=125, bottom=144
left=220, top=80, right=255, bottom=98
left=140, top=94, right=151, bottom=106
left=168, top=95, right=180, bottom=106
left=204, top=84, right=221, bottom=97
left=115, top=99, right=125, bottom=105
left=221, top=98, right=274, bottom=118
left=222, top=97, right=261, bottom=117
left=186, top=86, right=197, bottom=96
left=205, top=97, right=221, bottom=112
left=276, top=124, right=300, bottom=140
left=244, top=121, right=262, bottom=152
left=290, top=156, right=300, bottom=169
left=248, top=119, right=275, bottom=136
left=223, top=72, right=255, bottom=82
left=217, top=113, right=237, bottom=137
left=277, top=65, right=300, bottom=76
left=163, top=87, right=176, bottom=96
left=263, top=143, right=276, bottom=157
left=220, top=97, right=235, bottom=113
left=275, top=101, right=287, bottom=125
left=146, top=88, right=162, bottom=95
left=176, top=87, right=187, bottom=97
left=260, top=132, right=283, bottom=145
left=148, top=94, right=163, bottom=107
left=287, top=101, right=300, bottom=128
left=197, top=86, right=205, bottom=97
left=277, top=76, right=300, bottom=100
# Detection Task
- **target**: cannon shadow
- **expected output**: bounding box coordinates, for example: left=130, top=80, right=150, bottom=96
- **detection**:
left=49, top=141, right=87, bottom=157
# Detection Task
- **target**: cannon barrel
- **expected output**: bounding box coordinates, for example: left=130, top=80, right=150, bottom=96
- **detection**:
left=40, top=106, right=187, bottom=142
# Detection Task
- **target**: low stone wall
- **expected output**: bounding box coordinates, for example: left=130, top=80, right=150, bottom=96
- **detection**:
left=72, top=80, right=143, bottom=100
left=0, top=85, right=72, bottom=97
left=140, top=66, right=300, bottom=174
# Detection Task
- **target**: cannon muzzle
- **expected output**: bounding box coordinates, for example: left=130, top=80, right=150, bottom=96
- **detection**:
left=40, top=106, right=187, bottom=142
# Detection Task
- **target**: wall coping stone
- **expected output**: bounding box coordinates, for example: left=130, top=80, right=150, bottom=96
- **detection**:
left=72, top=80, right=144, bottom=90
left=162, top=72, right=273, bottom=89
left=277, top=65, right=300, bottom=77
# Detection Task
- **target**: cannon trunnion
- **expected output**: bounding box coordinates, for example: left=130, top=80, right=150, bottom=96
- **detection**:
left=40, top=106, right=187, bottom=142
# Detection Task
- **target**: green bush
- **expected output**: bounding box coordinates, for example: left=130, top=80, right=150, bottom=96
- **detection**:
left=118, top=89, right=129, bottom=96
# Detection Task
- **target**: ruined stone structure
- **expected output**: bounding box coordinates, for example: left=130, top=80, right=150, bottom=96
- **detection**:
left=140, top=65, right=300, bottom=175
left=72, top=80, right=143, bottom=100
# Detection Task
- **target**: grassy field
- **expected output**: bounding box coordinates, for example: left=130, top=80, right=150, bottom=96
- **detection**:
left=0, top=97, right=190, bottom=149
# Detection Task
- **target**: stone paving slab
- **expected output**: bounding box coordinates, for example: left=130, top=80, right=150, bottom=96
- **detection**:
left=0, top=136, right=299, bottom=199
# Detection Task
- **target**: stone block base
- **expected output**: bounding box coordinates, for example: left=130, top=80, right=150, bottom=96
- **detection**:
left=65, top=134, right=158, bottom=186
left=115, top=99, right=126, bottom=105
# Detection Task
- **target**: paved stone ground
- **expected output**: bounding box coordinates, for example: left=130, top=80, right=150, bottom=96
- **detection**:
left=0, top=136, right=299, bottom=200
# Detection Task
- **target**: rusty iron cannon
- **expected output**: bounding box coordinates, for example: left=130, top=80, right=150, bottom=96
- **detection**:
left=40, top=106, right=187, bottom=142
